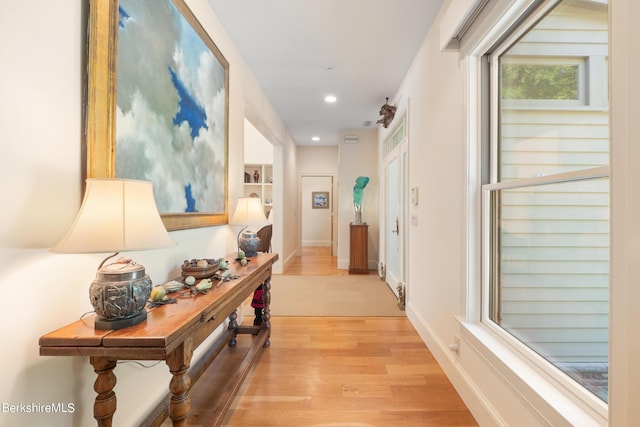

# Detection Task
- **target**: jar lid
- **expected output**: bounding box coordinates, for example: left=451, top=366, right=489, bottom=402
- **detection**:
left=96, top=259, right=146, bottom=281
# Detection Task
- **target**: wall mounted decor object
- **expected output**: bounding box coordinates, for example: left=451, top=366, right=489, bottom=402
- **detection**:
left=85, top=0, right=229, bottom=230
left=376, top=97, right=397, bottom=128
left=312, top=191, right=329, bottom=209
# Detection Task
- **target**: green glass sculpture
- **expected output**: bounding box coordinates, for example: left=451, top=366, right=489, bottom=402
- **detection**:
left=353, top=176, right=370, bottom=224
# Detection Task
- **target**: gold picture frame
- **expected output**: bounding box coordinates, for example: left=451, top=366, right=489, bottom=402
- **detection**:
left=85, top=0, right=229, bottom=231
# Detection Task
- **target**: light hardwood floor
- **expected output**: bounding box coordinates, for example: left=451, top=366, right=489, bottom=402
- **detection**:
left=175, top=247, right=478, bottom=426
left=282, top=246, right=349, bottom=276
left=221, top=317, right=478, bottom=427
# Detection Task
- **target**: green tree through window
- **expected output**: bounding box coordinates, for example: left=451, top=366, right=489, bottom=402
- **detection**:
left=501, top=63, right=579, bottom=100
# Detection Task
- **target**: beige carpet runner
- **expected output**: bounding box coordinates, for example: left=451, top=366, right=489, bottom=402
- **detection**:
left=267, top=274, right=405, bottom=317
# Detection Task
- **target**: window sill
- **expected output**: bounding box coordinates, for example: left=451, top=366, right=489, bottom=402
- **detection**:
left=457, top=318, right=607, bottom=426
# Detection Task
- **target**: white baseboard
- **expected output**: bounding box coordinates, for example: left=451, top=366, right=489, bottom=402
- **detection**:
left=405, top=304, right=607, bottom=427
left=405, top=304, right=502, bottom=426
left=281, top=250, right=297, bottom=273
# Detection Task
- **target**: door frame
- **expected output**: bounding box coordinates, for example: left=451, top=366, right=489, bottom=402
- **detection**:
left=297, top=173, right=337, bottom=256
left=381, top=118, right=409, bottom=299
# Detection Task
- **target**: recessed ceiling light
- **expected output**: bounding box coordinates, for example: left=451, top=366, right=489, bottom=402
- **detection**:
left=324, top=95, right=337, bottom=103
left=312, top=136, right=320, bottom=142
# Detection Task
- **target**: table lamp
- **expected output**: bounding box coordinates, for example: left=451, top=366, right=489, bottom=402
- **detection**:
left=52, top=178, right=176, bottom=330
left=229, top=197, right=269, bottom=257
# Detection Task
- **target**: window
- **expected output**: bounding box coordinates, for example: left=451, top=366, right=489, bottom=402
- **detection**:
left=501, top=57, right=586, bottom=106
left=502, top=61, right=580, bottom=100
left=482, top=0, right=609, bottom=403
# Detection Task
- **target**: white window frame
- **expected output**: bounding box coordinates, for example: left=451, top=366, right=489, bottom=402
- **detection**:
left=462, top=0, right=609, bottom=423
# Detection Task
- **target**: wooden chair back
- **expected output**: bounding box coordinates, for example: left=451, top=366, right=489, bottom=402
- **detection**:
left=256, top=225, right=272, bottom=253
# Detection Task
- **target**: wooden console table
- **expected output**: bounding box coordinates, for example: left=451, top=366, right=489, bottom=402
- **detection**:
left=39, top=252, right=278, bottom=427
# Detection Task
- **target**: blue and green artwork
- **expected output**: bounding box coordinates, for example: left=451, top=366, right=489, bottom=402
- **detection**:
left=115, top=0, right=227, bottom=214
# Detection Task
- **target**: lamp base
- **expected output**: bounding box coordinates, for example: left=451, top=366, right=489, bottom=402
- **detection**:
left=95, top=310, right=147, bottom=330
left=239, top=231, right=260, bottom=257
left=89, top=260, right=152, bottom=330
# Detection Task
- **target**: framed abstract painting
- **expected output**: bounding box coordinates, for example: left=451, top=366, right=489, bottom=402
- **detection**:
left=85, top=0, right=229, bottom=230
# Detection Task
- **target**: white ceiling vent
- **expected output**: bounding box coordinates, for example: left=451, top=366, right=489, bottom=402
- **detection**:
left=344, top=135, right=359, bottom=144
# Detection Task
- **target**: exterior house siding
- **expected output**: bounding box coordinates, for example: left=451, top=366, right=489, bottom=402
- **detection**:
left=497, top=1, right=609, bottom=364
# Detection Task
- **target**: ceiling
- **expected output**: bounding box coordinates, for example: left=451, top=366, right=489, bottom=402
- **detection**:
left=207, top=0, right=443, bottom=146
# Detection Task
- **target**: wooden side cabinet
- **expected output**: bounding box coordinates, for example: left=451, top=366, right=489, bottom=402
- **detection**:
left=349, top=223, right=369, bottom=274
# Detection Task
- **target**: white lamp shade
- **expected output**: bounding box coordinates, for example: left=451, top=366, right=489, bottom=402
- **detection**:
left=53, top=178, right=176, bottom=253
left=229, top=197, right=269, bottom=226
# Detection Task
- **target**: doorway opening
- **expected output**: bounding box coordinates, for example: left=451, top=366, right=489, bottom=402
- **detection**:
left=300, top=175, right=334, bottom=253
left=292, top=174, right=339, bottom=275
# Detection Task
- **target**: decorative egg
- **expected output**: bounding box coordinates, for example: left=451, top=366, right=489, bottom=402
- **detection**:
left=196, top=259, right=208, bottom=268
left=184, top=275, right=196, bottom=286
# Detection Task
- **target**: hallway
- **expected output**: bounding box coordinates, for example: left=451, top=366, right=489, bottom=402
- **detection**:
left=162, top=248, right=478, bottom=426
left=219, top=248, right=478, bottom=426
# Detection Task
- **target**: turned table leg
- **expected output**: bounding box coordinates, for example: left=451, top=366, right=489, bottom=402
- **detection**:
left=166, top=339, right=193, bottom=426
left=90, top=357, right=117, bottom=427
left=228, top=309, right=238, bottom=347
left=262, top=277, right=272, bottom=347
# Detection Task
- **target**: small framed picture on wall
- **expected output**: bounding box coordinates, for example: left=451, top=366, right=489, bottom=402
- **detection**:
left=312, top=191, right=329, bottom=209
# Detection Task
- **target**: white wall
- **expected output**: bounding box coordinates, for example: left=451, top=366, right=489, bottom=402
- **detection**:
left=0, top=0, right=294, bottom=425
left=301, top=176, right=333, bottom=246
left=241, top=58, right=299, bottom=274
left=276, top=135, right=299, bottom=270
left=244, top=118, right=274, bottom=165
left=297, top=146, right=339, bottom=173
left=337, top=129, right=379, bottom=270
